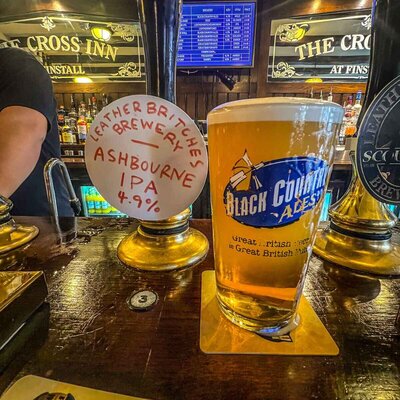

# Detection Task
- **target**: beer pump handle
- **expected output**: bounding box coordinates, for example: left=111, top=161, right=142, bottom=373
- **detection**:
left=137, top=0, right=181, bottom=102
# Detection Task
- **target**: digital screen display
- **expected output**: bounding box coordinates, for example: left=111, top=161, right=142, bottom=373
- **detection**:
left=177, top=2, right=256, bottom=68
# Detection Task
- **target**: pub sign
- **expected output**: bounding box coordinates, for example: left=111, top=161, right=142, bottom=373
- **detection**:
left=268, top=12, right=372, bottom=82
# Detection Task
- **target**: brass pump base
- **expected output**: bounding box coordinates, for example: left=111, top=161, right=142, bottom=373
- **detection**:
left=0, top=196, right=39, bottom=255
left=314, top=140, right=400, bottom=276
left=314, top=226, right=400, bottom=276
left=0, top=219, right=39, bottom=255
left=118, top=209, right=209, bottom=271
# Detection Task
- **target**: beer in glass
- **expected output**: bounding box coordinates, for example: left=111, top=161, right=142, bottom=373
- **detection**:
left=207, top=98, right=344, bottom=336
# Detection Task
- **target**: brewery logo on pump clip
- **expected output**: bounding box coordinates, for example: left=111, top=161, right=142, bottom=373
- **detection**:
left=357, top=76, right=400, bottom=204
left=224, top=151, right=330, bottom=228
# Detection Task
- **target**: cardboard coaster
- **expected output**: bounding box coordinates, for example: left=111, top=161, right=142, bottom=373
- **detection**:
left=1, top=375, right=148, bottom=400
left=200, top=271, right=339, bottom=356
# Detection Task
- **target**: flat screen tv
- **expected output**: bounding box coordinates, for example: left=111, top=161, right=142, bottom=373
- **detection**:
left=177, top=1, right=256, bottom=68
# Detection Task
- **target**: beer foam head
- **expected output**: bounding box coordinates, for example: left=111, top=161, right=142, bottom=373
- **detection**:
left=207, top=97, right=344, bottom=124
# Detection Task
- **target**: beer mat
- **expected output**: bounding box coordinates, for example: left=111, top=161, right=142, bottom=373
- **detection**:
left=0, top=375, right=149, bottom=400
left=200, top=271, right=339, bottom=356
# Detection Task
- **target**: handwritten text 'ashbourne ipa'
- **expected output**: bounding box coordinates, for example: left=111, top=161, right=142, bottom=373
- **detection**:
left=208, top=98, right=343, bottom=336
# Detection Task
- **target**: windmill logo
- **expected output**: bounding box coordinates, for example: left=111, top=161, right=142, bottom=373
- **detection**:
left=230, top=150, right=264, bottom=191
left=224, top=152, right=329, bottom=228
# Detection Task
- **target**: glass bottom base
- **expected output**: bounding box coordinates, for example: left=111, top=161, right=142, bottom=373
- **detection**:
left=217, top=298, right=300, bottom=337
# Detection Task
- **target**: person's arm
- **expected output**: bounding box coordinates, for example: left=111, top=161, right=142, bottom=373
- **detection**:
left=0, top=106, right=47, bottom=197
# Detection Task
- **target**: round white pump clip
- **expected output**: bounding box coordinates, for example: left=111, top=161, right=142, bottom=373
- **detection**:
left=85, top=95, right=208, bottom=220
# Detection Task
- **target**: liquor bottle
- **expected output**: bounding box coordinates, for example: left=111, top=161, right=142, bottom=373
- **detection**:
left=101, top=93, right=108, bottom=109
left=91, top=96, right=98, bottom=117
left=343, top=96, right=356, bottom=137
left=344, top=95, right=354, bottom=116
left=86, top=111, right=93, bottom=134
left=61, top=123, right=74, bottom=144
left=69, top=95, right=77, bottom=119
left=58, top=125, right=63, bottom=143
left=77, top=114, right=87, bottom=144
left=88, top=97, right=92, bottom=115
left=72, top=129, right=78, bottom=144
left=78, top=101, right=86, bottom=117
left=57, top=105, right=66, bottom=126
left=68, top=115, right=76, bottom=130
left=352, top=91, right=363, bottom=119
left=327, top=88, right=333, bottom=102
left=86, top=99, right=93, bottom=133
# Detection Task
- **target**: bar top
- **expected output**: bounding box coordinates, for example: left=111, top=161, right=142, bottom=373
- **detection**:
left=0, top=217, right=399, bottom=399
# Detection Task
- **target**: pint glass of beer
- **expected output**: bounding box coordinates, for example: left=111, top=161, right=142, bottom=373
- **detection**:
left=207, top=98, right=344, bottom=336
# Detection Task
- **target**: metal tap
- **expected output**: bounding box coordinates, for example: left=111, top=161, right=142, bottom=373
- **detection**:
left=44, top=158, right=81, bottom=218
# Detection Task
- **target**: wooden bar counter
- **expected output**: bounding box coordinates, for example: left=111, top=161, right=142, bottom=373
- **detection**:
left=0, top=217, right=399, bottom=399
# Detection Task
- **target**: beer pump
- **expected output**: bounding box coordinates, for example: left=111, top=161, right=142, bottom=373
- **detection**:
left=0, top=195, right=38, bottom=256
left=314, top=0, right=400, bottom=275
left=314, top=140, right=400, bottom=275
left=117, top=0, right=209, bottom=271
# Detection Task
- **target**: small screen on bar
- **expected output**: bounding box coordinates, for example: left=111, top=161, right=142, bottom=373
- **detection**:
left=177, top=2, right=256, bottom=68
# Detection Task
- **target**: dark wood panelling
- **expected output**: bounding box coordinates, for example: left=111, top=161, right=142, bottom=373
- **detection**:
left=53, top=82, right=146, bottom=109
left=53, top=82, right=146, bottom=94
left=265, top=82, right=367, bottom=105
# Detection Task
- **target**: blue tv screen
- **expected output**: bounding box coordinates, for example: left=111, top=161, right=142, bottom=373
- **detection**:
left=177, top=2, right=256, bottom=68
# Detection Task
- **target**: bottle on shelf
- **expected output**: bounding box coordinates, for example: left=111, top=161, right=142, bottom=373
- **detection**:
left=327, top=88, right=333, bottom=102
left=352, top=91, right=363, bottom=119
left=344, top=95, right=354, bottom=116
left=101, top=93, right=108, bottom=109
left=77, top=114, right=88, bottom=144
left=86, top=100, right=93, bottom=133
left=68, top=96, right=78, bottom=141
left=343, top=95, right=357, bottom=137
left=58, top=125, right=63, bottom=144
left=91, top=96, right=98, bottom=117
left=69, top=95, right=77, bottom=119
left=61, top=119, right=75, bottom=145
left=78, top=101, right=87, bottom=117
left=57, top=105, right=66, bottom=126
left=72, top=129, right=78, bottom=144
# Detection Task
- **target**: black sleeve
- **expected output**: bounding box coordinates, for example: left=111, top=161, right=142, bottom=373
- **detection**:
left=0, top=48, right=55, bottom=133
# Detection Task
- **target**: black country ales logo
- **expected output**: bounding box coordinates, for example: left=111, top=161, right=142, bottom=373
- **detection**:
left=223, top=151, right=329, bottom=228
left=357, top=76, right=400, bottom=204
